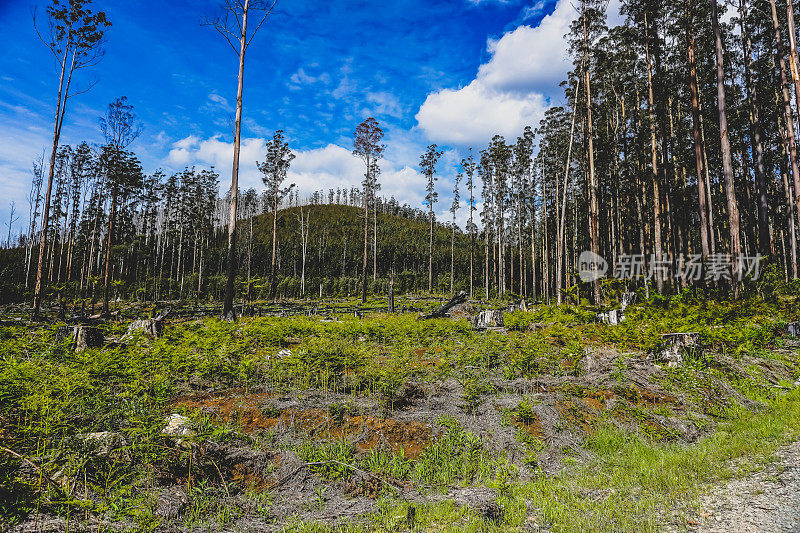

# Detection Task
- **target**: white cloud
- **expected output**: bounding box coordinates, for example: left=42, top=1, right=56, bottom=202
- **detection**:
left=416, top=0, right=577, bottom=146
left=205, top=92, right=233, bottom=113
left=289, top=67, right=331, bottom=86
left=164, top=135, right=427, bottom=209
left=364, top=92, right=402, bottom=119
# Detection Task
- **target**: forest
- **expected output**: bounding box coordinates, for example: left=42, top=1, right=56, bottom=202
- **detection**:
left=5, top=0, right=800, bottom=312
left=2, top=0, right=800, bottom=531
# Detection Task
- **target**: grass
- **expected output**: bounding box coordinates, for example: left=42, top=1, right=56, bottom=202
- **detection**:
left=0, top=292, right=798, bottom=531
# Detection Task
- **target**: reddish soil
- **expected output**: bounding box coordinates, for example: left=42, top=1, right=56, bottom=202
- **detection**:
left=174, top=390, right=432, bottom=459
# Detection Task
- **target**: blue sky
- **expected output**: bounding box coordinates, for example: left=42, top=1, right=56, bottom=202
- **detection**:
left=0, top=0, right=598, bottom=235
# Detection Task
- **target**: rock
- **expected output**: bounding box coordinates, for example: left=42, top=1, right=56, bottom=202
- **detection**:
left=788, top=322, right=800, bottom=337
left=597, top=309, right=625, bottom=325
left=274, top=348, right=293, bottom=359
left=657, top=332, right=702, bottom=365
left=74, top=431, right=129, bottom=460
left=473, top=310, right=504, bottom=330
left=162, top=414, right=195, bottom=441
left=156, top=487, right=189, bottom=519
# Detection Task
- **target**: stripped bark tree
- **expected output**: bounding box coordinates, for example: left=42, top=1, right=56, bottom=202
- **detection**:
left=205, top=0, right=277, bottom=319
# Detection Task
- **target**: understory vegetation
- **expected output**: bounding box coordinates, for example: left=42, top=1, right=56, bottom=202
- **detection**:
left=1, top=290, right=799, bottom=532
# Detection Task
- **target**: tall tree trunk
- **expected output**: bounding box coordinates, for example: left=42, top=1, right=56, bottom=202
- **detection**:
left=428, top=210, right=434, bottom=292
left=361, top=171, right=369, bottom=303
left=269, top=193, right=279, bottom=300
left=32, top=46, right=72, bottom=319
left=583, top=0, right=601, bottom=303
left=786, top=0, right=800, bottom=264
left=644, top=12, right=663, bottom=292
left=739, top=0, right=770, bottom=255
left=102, top=188, right=117, bottom=315
left=771, top=0, right=800, bottom=277
left=557, top=77, right=580, bottom=305
left=223, top=0, right=249, bottom=320
left=711, top=0, right=743, bottom=292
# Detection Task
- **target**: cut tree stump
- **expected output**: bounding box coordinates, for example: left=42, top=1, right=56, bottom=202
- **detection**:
left=657, top=332, right=701, bottom=366
left=472, top=310, right=504, bottom=330
left=56, top=325, right=104, bottom=352
left=596, top=309, right=625, bottom=325
left=123, top=309, right=170, bottom=340
left=621, top=292, right=636, bottom=311
left=788, top=322, right=800, bottom=337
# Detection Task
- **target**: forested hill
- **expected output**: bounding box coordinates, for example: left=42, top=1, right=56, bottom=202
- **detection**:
left=239, top=204, right=478, bottom=298
left=0, top=203, right=483, bottom=303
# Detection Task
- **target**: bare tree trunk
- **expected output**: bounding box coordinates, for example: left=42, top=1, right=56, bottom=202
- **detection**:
left=557, top=76, right=580, bottom=305
left=428, top=211, right=434, bottom=292
left=269, top=192, right=279, bottom=300
left=584, top=0, right=601, bottom=303
left=786, top=0, right=800, bottom=264
left=32, top=47, right=71, bottom=319
left=644, top=13, right=663, bottom=292
left=687, top=4, right=711, bottom=260
left=771, top=0, right=800, bottom=277
left=711, top=0, right=743, bottom=292
left=740, top=0, right=770, bottom=254
left=223, top=0, right=250, bottom=320
left=102, top=188, right=117, bottom=315
left=361, top=171, right=369, bottom=303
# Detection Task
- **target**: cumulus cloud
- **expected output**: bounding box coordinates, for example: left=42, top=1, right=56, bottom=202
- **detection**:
left=416, top=0, right=577, bottom=146
left=164, top=135, right=426, bottom=209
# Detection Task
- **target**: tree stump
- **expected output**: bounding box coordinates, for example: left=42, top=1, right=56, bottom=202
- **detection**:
left=472, top=310, right=504, bottom=330
left=596, top=309, right=624, bottom=325
left=788, top=322, right=800, bottom=337
left=621, top=291, right=636, bottom=311
left=657, top=332, right=701, bottom=366
left=56, top=325, right=104, bottom=352
left=75, top=326, right=104, bottom=352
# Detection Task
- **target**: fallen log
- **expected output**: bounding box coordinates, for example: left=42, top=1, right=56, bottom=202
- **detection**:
left=419, top=291, right=468, bottom=320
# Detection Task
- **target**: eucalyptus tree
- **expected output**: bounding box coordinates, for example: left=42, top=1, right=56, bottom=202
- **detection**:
left=98, top=97, right=142, bottom=315
left=205, top=0, right=277, bottom=319
left=25, top=154, right=45, bottom=288
left=462, top=149, right=477, bottom=297
left=258, top=130, right=295, bottom=301
left=513, top=127, right=534, bottom=296
left=32, top=0, right=110, bottom=319
left=450, top=171, right=461, bottom=293
left=420, top=144, right=443, bottom=292
left=487, top=135, right=511, bottom=297
left=352, top=117, right=385, bottom=302
left=98, top=146, right=143, bottom=314
left=479, top=149, right=494, bottom=298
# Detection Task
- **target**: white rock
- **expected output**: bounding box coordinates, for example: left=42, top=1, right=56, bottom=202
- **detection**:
left=162, top=414, right=194, bottom=439
left=275, top=349, right=292, bottom=359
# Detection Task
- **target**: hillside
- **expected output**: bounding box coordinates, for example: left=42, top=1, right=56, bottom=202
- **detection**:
left=241, top=204, right=479, bottom=296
